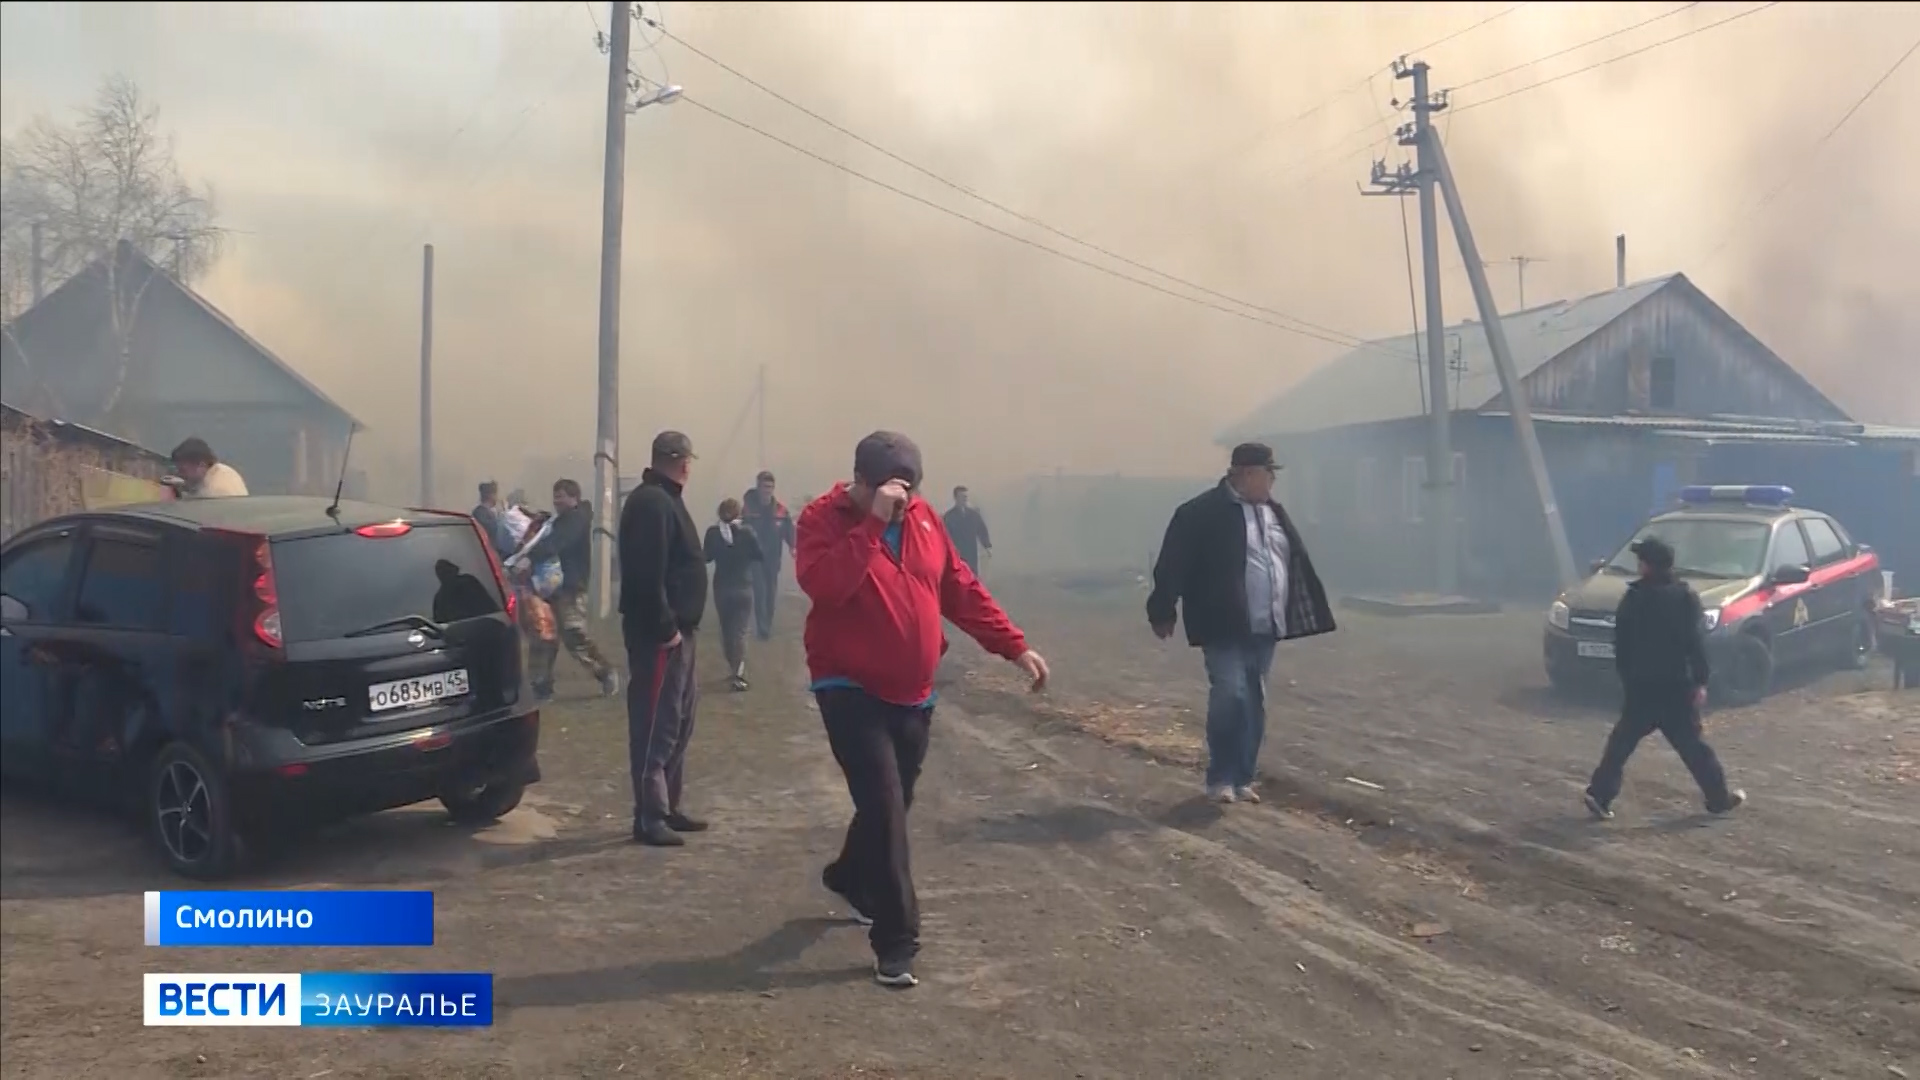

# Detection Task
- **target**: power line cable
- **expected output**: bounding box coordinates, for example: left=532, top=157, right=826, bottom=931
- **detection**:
left=1210, top=3, right=1530, bottom=170
left=1700, top=33, right=1920, bottom=267
left=675, top=92, right=1394, bottom=353
left=1451, top=2, right=1699, bottom=92
left=655, top=22, right=1389, bottom=350
left=1452, top=2, right=1782, bottom=115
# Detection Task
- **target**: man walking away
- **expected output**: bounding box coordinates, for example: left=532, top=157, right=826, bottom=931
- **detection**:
left=798, top=431, right=1051, bottom=989
left=1147, top=443, right=1336, bottom=805
left=1584, top=536, right=1746, bottom=820
left=472, top=481, right=510, bottom=559
left=741, top=470, right=796, bottom=640
left=525, top=479, right=620, bottom=698
left=620, top=432, right=711, bottom=847
left=705, top=497, right=763, bottom=691
left=943, top=485, right=992, bottom=576
left=166, top=438, right=249, bottom=498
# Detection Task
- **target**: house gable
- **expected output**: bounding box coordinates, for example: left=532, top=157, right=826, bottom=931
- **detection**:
left=0, top=250, right=357, bottom=436
left=1487, top=274, right=1850, bottom=422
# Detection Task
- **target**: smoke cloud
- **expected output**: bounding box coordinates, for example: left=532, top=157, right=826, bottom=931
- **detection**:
left=1, top=1, right=1913, bottom=504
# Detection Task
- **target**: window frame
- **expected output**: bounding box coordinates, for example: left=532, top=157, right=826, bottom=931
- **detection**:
left=0, top=525, right=83, bottom=626
left=1796, top=516, right=1848, bottom=568
left=71, top=521, right=173, bottom=633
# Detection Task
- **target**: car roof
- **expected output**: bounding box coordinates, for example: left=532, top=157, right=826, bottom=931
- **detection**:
left=56, top=496, right=470, bottom=538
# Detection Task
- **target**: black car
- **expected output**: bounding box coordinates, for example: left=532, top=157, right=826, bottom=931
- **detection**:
left=0, top=496, right=540, bottom=878
left=1544, top=485, right=1883, bottom=705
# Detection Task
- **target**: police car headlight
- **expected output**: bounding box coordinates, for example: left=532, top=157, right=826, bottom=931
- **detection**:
left=1548, top=599, right=1570, bottom=631
left=1701, top=608, right=1721, bottom=632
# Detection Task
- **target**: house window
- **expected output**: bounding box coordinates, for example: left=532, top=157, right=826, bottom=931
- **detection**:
left=1403, top=453, right=1468, bottom=523
left=1356, top=457, right=1379, bottom=523
left=1649, top=355, right=1676, bottom=410
left=1402, top=456, right=1426, bottom=523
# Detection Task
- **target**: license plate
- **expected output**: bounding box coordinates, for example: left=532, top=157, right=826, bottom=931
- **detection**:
left=368, top=669, right=470, bottom=714
left=1576, top=642, right=1615, bottom=659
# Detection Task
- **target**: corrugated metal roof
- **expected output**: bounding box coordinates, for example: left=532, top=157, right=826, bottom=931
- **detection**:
left=1488, top=412, right=1919, bottom=442
left=1220, top=274, right=1679, bottom=440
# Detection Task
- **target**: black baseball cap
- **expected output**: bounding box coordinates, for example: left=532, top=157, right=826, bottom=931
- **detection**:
left=1230, top=442, right=1279, bottom=471
left=854, top=431, right=923, bottom=488
left=651, top=431, right=696, bottom=461
left=1630, top=535, right=1675, bottom=570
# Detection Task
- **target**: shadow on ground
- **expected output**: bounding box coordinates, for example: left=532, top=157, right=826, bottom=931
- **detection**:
left=0, top=790, right=622, bottom=899
left=495, top=916, right=869, bottom=1008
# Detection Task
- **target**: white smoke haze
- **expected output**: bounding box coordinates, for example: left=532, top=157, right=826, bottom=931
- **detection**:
left=2, top=0, right=1914, bottom=501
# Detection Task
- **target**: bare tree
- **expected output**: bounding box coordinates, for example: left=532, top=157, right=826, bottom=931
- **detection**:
left=1, top=77, right=224, bottom=423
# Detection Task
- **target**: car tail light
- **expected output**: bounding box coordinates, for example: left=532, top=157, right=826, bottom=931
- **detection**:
left=473, top=519, right=517, bottom=621
left=209, top=529, right=282, bottom=650
left=250, top=538, right=283, bottom=648
left=355, top=521, right=412, bottom=538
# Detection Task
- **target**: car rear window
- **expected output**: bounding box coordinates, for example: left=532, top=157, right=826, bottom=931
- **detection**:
left=272, top=523, right=504, bottom=643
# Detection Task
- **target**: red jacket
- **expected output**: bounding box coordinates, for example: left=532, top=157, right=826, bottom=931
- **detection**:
left=796, top=484, right=1028, bottom=707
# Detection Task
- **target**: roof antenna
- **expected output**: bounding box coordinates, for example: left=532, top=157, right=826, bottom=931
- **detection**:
left=326, top=425, right=356, bottom=521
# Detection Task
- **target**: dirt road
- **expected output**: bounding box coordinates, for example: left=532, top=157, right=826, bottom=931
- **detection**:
left=2, top=582, right=1915, bottom=1078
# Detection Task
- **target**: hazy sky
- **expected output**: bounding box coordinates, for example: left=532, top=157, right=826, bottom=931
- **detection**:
left=2, top=0, right=1915, bottom=497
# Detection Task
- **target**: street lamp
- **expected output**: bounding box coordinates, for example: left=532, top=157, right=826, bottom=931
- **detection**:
left=630, top=83, right=682, bottom=112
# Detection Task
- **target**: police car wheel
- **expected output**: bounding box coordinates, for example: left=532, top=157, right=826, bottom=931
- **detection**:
left=147, top=742, right=240, bottom=880
left=1712, top=633, right=1773, bottom=707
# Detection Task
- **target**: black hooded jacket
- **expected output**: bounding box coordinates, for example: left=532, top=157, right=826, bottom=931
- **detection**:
left=618, top=468, right=708, bottom=643
left=527, top=502, right=594, bottom=594
left=1614, top=575, right=1711, bottom=692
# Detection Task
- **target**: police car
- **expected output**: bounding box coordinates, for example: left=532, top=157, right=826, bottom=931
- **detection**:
left=1543, top=485, right=1883, bottom=705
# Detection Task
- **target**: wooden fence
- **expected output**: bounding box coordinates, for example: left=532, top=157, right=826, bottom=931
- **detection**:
left=1, top=403, right=172, bottom=541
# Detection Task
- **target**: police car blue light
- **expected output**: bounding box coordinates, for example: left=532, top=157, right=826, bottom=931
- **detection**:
left=1676, top=484, right=1793, bottom=507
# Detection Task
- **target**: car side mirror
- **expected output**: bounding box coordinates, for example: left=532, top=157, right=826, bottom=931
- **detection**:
left=0, top=594, right=26, bottom=622
left=1770, top=564, right=1811, bottom=586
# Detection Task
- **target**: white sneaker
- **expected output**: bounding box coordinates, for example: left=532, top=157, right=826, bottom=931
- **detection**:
left=1207, top=784, right=1236, bottom=804
left=1233, top=785, right=1261, bottom=804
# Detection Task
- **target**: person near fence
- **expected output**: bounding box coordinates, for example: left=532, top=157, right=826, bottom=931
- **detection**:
left=167, top=437, right=248, bottom=499
left=798, top=431, right=1049, bottom=989
left=704, top=497, right=763, bottom=691
left=1146, top=442, right=1337, bottom=806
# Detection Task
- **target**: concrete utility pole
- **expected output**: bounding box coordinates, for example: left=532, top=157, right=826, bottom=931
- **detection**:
left=1388, top=58, right=1458, bottom=595
left=756, top=363, right=767, bottom=468
left=590, top=1, right=633, bottom=621
left=420, top=243, right=434, bottom=507
left=1427, top=130, right=1578, bottom=589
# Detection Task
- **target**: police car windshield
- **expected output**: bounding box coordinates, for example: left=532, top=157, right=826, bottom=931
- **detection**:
left=1607, top=519, right=1770, bottom=579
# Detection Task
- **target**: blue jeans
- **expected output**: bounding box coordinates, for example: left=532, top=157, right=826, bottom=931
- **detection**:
left=1202, top=638, right=1277, bottom=788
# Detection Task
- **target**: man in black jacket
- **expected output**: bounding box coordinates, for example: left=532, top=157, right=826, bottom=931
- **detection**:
left=1584, top=536, right=1746, bottom=820
left=526, top=478, right=619, bottom=699
left=619, top=431, right=712, bottom=847
left=1147, top=443, right=1337, bottom=805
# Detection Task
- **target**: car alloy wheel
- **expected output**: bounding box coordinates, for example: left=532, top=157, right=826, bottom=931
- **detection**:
left=155, top=759, right=214, bottom=866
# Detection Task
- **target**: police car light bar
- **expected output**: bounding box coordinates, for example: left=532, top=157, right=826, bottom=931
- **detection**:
left=1677, top=484, right=1794, bottom=507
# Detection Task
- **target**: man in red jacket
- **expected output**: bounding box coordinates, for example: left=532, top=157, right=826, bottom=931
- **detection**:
left=796, top=431, right=1049, bottom=989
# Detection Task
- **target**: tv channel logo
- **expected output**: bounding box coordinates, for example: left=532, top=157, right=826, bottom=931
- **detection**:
left=145, top=974, right=300, bottom=1027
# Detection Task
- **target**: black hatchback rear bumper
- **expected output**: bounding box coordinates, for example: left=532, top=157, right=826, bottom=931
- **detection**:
left=228, top=709, right=540, bottom=825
